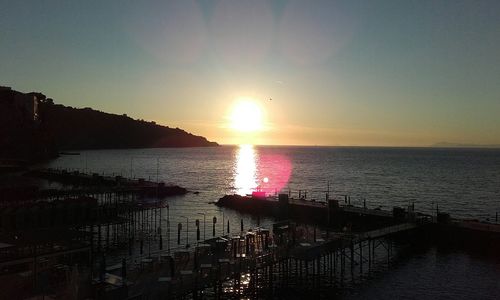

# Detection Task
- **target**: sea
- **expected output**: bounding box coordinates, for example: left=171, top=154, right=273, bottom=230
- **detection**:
left=40, top=145, right=500, bottom=299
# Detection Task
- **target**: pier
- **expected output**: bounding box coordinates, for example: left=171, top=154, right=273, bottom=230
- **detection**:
left=1, top=173, right=500, bottom=299
left=22, top=168, right=188, bottom=198
left=95, top=219, right=428, bottom=299
left=216, top=193, right=404, bottom=230
left=87, top=191, right=434, bottom=299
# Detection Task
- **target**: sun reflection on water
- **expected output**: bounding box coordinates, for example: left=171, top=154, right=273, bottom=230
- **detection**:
left=234, top=144, right=258, bottom=195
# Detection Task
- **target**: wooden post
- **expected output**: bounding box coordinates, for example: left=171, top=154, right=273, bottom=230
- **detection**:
left=196, top=219, right=200, bottom=241
left=122, top=258, right=127, bottom=283
left=368, top=239, right=371, bottom=269
left=372, top=239, right=376, bottom=261
left=360, top=241, right=363, bottom=274
left=213, top=217, right=217, bottom=237
left=98, top=224, right=102, bottom=252
left=333, top=250, right=337, bottom=277
left=106, top=223, right=110, bottom=251
left=305, top=261, right=308, bottom=283
left=316, top=257, right=320, bottom=284
left=341, top=248, right=345, bottom=282
left=269, top=264, right=273, bottom=296
left=177, top=223, right=182, bottom=245
left=387, top=240, right=390, bottom=266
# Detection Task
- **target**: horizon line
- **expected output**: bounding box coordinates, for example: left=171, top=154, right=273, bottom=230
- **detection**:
left=220, top=143, right=500, bottom=149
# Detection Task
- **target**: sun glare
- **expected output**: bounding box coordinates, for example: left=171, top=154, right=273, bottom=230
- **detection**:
left=234, top=144, right=258, bottom=195
left=229, top=99, right=264, bottom=132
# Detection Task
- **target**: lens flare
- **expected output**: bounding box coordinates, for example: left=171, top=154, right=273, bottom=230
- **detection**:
left=258, top=154, right=292, bottom=194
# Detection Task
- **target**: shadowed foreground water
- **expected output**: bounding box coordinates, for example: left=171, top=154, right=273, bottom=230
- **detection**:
left=342, top=246, right=500, bottom=300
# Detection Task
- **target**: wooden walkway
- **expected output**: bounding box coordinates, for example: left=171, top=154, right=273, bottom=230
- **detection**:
left=101, top=221, right=424, bottom=299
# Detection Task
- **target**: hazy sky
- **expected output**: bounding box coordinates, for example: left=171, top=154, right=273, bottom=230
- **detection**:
left=1, top=0, right=500, bottom=146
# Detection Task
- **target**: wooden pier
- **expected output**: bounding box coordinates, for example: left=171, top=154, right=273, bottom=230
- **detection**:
left=2, top=178, right=500, bottom=299
left=98, top=218, right=428, bottom=299
left=23, top=168, right=188, bottom=198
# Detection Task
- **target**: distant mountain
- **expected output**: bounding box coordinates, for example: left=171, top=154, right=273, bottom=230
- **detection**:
left=1, top=86, right=218, bottom=161
left=432, top=142, right=500, bottom=149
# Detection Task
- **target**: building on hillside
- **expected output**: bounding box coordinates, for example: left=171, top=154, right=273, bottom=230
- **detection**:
left=0, top=87, right=45, bottom=160
left=0, top=86, right=41, bottom=124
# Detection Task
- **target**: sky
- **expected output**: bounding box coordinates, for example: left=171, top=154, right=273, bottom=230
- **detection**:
left=1, top=0, right=500, bottom=146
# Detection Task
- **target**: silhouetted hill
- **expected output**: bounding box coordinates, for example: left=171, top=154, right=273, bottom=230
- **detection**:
left=40, top=103, right=218, bottom=150
left=1, top=86, right=217, bottom=162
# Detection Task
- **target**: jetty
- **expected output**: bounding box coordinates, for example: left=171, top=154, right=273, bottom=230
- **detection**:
left=1, top=181, right=500, bottom=299
left=94, top=217, right=432, bottom=299
left=23, top=168, right=188, bottom=198
left=216, top=193, right=404, bottom=231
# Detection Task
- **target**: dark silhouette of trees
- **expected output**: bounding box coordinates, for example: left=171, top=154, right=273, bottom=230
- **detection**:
left=40, top=102, right=218, bottom=150
left=1, top=86, right=218, bottom=162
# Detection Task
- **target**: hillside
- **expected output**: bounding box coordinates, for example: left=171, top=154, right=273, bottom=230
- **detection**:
left=0, top=86, right=217, bottom=162
left=40, top=103, right=218, bottom=150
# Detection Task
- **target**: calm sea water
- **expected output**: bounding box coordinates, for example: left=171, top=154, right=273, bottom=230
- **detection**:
left=43, top=145, right=500, bottom=220
left=41, top=145, right=500, bottom=299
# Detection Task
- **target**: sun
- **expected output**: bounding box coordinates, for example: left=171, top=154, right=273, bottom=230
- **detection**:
left=229, top=99, right=264, bottom=132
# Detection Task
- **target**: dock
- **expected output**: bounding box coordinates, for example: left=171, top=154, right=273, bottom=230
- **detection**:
left=216, top=193, right=404, bottom=231
left=22, top=168, right=188, bottom=198
left=1, top=180, right=500, bottom=299
left=101, top=219, right=430, bottom=299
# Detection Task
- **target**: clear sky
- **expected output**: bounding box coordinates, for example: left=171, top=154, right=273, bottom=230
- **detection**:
left=1, top=0, right=500, bottom=146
